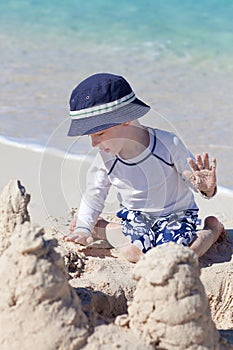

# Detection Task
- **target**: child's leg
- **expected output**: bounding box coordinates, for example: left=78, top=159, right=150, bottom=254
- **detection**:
left=95, top=219, right=143, bottom=263
left=189, top=216, right=224, bottom=257
left=96, top=215, right=225, bottom=261
left=116, top=242, right=143, bottom=263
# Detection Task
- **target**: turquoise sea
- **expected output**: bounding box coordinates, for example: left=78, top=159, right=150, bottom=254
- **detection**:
left=0, top=0, right=233, bottom=189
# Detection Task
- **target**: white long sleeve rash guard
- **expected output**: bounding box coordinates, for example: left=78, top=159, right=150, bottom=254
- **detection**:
left=75, top=127, right=199, bottom=235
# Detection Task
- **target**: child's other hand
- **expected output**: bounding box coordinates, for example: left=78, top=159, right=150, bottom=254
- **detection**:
left=186, top=153, right=217, bottom=197
left=66, top=216, right=93, bottom=245
left=63, top=230, right=93, bottom=245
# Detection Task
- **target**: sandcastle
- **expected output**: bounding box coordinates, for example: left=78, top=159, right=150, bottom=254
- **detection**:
left=0, top=180, right=231, bottom=350
left=126, top=244, right=221, bottom=349
left=0, top=180, right=89, bottom=349
left=0, top=179, right=30, bottom=253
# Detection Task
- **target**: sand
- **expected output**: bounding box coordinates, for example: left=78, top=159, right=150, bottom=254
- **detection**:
left=0, top=144, right=233, bottom=349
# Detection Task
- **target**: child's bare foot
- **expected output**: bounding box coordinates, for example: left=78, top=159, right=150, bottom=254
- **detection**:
left=203, top=216, right=225, bottom=243
left=117, top=243, right=143, bottom=263
left=190, top=215, right=225, bottom=257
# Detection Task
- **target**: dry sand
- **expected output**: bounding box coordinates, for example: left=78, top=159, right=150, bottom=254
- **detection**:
left=0, top=144, right=233, bottom=349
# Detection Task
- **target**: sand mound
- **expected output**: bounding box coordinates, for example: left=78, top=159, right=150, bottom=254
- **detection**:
left=0, top=180, right=89, bottom=350
left=82, top=323, right=153, bottom=350
left=118, top=243, right=231, bottom=350
left=0, top=222, right=89, bottom=350
left=0, top=180, right=30, bottom=253
left=68, top=251, right=136, bottom=327
left=199, top=238, right=233, bottom=329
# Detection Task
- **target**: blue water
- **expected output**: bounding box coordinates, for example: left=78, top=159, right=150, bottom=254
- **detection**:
left=0, top=0, right=233, bottom=188
left=1, top=0, right=233, bottom=56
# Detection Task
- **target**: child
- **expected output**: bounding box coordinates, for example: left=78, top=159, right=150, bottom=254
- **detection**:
left=64, top=72, right=224, bottom=262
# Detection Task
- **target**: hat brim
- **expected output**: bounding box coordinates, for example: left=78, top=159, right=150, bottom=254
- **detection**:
left=67, top=98, right=150, bottom=136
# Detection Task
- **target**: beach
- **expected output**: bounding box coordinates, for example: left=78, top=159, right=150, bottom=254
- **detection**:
left=0, top=143, right=233, bottom=348
left=1, top=1, right=233, bottom=347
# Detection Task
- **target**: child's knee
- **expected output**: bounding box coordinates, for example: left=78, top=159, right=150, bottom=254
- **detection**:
left=105, top=224, right=130, bottom=248
left=119, top=243, right=143, bottom=263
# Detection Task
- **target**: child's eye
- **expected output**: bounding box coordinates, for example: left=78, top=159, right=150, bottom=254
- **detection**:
left=89, top=131, right=104, bottom=137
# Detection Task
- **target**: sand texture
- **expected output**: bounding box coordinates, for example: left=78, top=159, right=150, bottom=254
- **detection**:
left=126, top=244, right=223, bottom=349
left=0, top=179, right=232, bottom=350
left=0, top=180, right=89, bottom=350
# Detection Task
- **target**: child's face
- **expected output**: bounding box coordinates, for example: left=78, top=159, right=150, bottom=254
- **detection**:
left=89, top=123, right=129, bottom=155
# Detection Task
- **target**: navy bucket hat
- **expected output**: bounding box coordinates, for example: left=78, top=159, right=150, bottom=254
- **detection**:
left=67, top=73, right=150, bottom=136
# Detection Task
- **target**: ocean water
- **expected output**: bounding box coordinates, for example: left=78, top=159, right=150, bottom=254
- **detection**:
left=0, top=0, right=233, bottom=189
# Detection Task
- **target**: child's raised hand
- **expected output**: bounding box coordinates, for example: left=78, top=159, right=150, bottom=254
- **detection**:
left=186, top=153, right=217, bottom=197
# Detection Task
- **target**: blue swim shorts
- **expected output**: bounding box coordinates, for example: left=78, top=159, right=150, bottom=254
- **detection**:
left=116, top=208, right=199, bottom=253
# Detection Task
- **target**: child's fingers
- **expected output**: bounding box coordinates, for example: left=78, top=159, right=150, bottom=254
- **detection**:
left=63, top=232, right=93, bottom=246
left=203, top=152, right=210, bottom=169
left=69, top=217, right=77, bottom=233
left=63, top=229, right=80, bottom=242
left=63, top=234, right=78, bottom=242
left=86, top=236, right=94, bottom=245
left=63, top=236, right=72, bottom=242
left=196, top=154, right=204, bottom=169
left=188, top=158, right=198, bottom=171
left=74, top=235, right=93, bottom=245
left=211, top=157, right=217, bottom=170
left=74, top=236, right=87, bottom=245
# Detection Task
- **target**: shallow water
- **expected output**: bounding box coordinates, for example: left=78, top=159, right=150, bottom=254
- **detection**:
left=0, top=0, right=233, bottom=188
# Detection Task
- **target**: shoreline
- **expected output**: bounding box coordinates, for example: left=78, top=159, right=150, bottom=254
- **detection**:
left=1, top=134, right=233, bottom=190
left=1, top=142, right=233, bottom=231
left=1, top=134, right=233, bottom=192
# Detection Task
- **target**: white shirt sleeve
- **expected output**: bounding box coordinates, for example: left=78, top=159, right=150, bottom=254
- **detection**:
left=75, top=153, right=111, bottom=234
left=169, top=133, right=198, bottom=192
left=170, top=134, right=194, bottom=173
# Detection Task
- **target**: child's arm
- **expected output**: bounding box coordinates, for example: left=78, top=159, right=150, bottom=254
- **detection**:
left=64, top=153, right=111, bottom=245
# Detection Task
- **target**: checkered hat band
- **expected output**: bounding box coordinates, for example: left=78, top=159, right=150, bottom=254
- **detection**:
left=70, top=91, right=136, bottom=119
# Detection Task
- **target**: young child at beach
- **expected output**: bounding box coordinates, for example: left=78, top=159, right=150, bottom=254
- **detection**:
left=64, top=72, right=224, bottom=262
